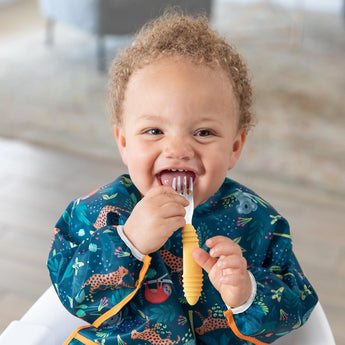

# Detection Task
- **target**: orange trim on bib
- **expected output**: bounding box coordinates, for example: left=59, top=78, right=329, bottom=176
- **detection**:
left=74, top=332, right=99, bottom=345
left=63, top=255, right=151, bottom=344
left=224, top=309, right=269, bottom=345
left=63, top=325, right=97, bottom=345
left=93, top=255, right=151, bottom=328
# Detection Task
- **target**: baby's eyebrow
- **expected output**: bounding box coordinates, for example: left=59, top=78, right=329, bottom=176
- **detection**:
left=136, top=114, right=162, bottom=122
left=196, top=116, right=224, bottom=126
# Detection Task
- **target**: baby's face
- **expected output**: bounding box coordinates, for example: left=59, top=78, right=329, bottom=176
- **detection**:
left=115, top=57, right=246, bottom=206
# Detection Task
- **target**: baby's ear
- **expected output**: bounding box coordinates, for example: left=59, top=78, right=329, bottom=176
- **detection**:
left=114, top=127, right=128, bottom=166
left=228, top=130, right=247, bottom=170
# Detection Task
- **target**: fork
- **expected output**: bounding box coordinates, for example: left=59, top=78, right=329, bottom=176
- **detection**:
left=173, top=176, right=203, bottom=305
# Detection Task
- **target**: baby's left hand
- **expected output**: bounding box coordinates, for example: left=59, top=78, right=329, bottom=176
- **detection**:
left=193, top=236, right=252, bottom=308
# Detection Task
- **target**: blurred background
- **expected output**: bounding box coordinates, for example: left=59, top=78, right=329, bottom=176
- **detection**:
left=0, top=0, right=344, bottom=343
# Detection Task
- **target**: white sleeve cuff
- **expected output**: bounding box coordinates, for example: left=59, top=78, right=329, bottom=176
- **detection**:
left=116, top=225, right=145, bottom=262
left=227, top=270, right=257, bottom=314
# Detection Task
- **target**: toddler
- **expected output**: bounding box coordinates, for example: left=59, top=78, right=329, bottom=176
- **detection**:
left=48, top=11, right=318, bottom=345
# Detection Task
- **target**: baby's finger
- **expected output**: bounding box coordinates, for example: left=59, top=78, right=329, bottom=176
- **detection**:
left=164, top=216, right=187, bottom=235
left=147, top=186, right=189, bottom=207
left=217, top=255, right=247, bottom=272
left=160, top=201, right=186, bottom=219
left=192, top=248, right=217, bottom=274
left=207, top=238, right=242, bottom=258
left=219, top=272, right=248, bottom=286
left=146, top=184, right=177, bottom=196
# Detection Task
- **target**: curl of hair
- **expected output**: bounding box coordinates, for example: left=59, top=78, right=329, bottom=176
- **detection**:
left=109, top=10, right=254, bottom=132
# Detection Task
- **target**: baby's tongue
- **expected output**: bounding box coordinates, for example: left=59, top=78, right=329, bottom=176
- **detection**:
left=160, top=170, right=194, bottom=187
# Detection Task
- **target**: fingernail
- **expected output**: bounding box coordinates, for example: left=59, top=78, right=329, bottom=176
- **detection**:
left=206, top=238, right=213, bottom=246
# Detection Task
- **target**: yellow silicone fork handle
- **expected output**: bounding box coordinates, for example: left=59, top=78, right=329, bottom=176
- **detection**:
left=182, top=223, right=203, bottom=305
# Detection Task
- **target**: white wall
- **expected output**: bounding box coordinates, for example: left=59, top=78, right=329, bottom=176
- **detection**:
left=219, top=0, right=343, bottom=14
left=0, top=0, right=29, bottom=6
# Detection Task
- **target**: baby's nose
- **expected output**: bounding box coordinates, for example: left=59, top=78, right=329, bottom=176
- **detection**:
left=164, top=137, right=194, bottom=160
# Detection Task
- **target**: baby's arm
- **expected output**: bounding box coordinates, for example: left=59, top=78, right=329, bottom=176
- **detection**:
left=48, top=183, right=188, bottom=325
left=49, top=184, right=164, bottom=325
left=193, top=218, right=318, bottom=344
left=48, top=203, right=145, bottom=324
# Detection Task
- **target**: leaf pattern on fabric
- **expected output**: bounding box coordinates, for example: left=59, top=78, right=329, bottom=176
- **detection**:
left=48, top=175, right=318, bottom=345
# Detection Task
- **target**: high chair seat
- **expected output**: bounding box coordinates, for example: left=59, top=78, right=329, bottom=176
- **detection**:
left=0, top=286, right=87, bottom=345
left=0, top=285, right=336, bottom=345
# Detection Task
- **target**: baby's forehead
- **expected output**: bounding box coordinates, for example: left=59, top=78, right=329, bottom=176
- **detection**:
left=126, top=57, right=235, bottom=103
left=130, top=56, right=232, bottom=85
left=120, top=57, right=240, bottom=127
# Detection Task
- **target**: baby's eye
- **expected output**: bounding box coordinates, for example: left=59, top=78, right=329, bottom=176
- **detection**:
left=145, top=128, right=163, bottom=135
left=195, top=129, right=213, bottom=137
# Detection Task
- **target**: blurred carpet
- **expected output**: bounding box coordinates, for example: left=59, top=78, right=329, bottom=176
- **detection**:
left=0, top=1, right=344, bottom=196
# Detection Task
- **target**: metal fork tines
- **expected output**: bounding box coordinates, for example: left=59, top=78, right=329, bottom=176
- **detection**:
left=172, top=176, right=194, bottom=225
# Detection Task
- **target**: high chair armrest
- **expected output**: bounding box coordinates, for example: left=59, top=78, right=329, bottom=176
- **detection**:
left=0, top=286, right=88, bottom=345
left=0, top=321, right=52, bottom=345
left=273, top=302, right=336, bottom=345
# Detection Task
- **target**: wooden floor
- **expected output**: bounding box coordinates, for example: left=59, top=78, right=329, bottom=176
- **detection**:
left=0, top=137, right=344, bottom=344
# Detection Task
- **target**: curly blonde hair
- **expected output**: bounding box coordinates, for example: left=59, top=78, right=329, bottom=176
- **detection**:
left=109, top=11, right=254, bottom=132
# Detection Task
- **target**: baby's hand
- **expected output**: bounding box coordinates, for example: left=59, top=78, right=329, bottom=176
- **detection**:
left=193, top=236, right=252, bottom=308
left=123, top=186, right=188, bottom=255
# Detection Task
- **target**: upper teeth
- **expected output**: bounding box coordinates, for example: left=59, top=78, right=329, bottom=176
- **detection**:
left=169, top=169, right=187, bottom=172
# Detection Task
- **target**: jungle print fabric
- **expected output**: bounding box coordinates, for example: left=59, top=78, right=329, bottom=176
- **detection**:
left=48, top=174, right=318, bottom=344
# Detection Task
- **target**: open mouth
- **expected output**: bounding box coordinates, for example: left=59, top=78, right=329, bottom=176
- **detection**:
left=158, top=169, right=196, bottom=188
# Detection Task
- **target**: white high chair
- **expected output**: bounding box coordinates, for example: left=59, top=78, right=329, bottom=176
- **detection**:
left=0, top=286, right=336, bottom=345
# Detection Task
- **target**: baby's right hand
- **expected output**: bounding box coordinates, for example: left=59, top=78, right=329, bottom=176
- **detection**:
left=123, top=186, right=188, bottom=255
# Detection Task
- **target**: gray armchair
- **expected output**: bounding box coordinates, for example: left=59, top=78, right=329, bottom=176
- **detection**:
left=38, top=0, right=213, bottom=70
